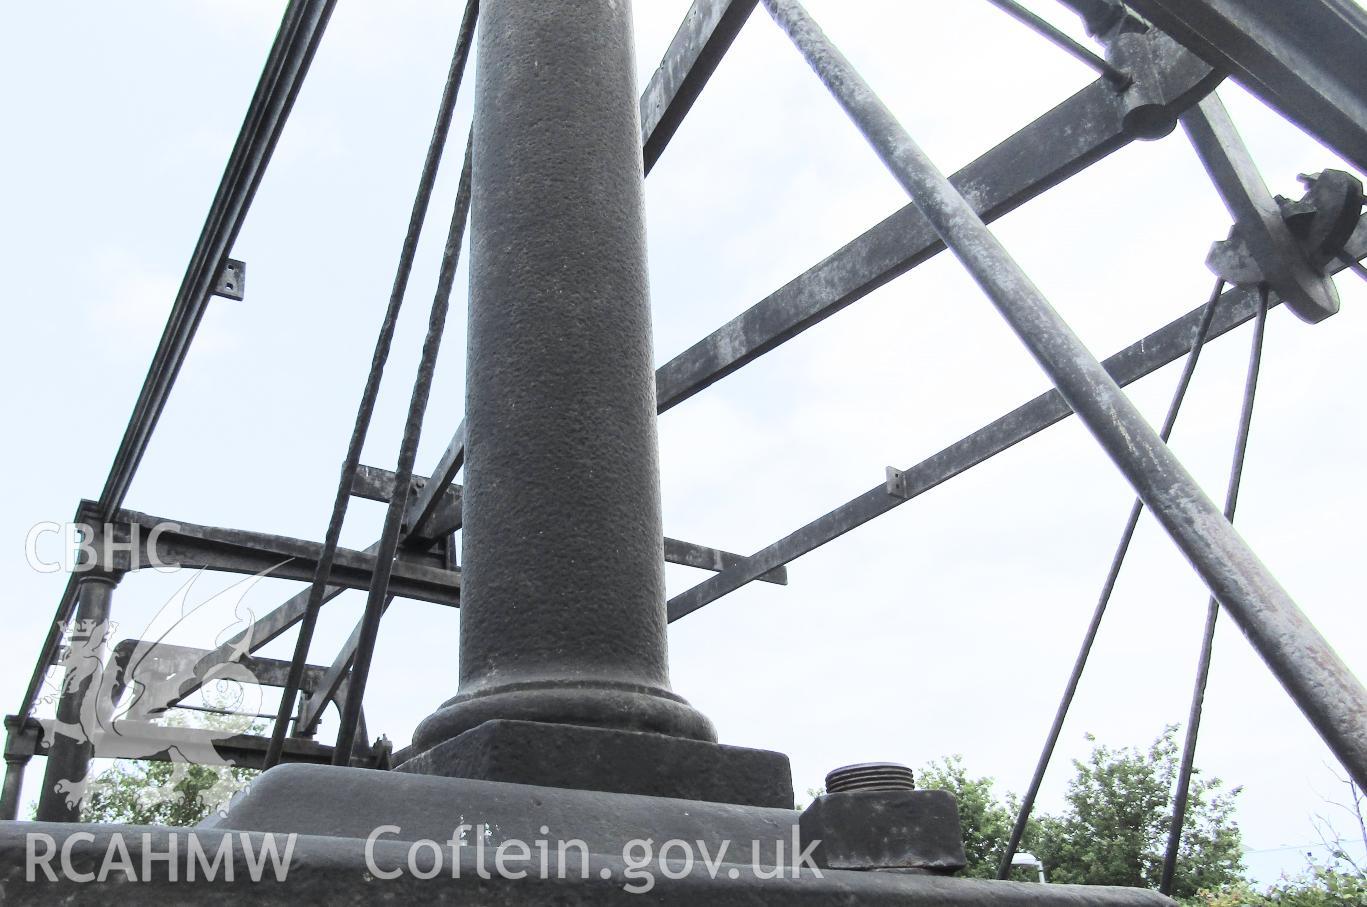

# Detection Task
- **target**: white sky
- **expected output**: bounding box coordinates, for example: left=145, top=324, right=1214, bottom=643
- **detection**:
left=3, top=0, right=1366, bottom=888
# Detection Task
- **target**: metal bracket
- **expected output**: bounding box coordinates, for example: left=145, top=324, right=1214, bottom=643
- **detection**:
left=1108, top=26, right=1192, bottom=139
left=213, top=258, right=246, bottom=301
left=1206, top=169, right=1364, bottom=306
left=885, top=466, right=909, bottom=500
left=1185, top=94, right=1340, bottom=323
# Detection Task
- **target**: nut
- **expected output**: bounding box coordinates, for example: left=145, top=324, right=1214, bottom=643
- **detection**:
left=798, top=788, right=967, bottom=873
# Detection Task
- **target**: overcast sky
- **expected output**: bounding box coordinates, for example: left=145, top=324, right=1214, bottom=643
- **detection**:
left=3, top=0, right=1366, bottom=887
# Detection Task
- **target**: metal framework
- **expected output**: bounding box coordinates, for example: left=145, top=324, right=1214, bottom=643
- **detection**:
left=4, top=0, right=1366, bottom=900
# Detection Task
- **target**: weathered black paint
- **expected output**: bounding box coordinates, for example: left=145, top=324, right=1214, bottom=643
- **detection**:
left=411, top=0, right=715, bottom=753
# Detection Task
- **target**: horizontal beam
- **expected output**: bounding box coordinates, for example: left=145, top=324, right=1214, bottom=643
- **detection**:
left=667, top=217, right=1367, bottom=621
left=292, top=537, right=782, bottom=735
left=664, top=536, right=786, bottom=584
left=34, top=718, right=334, bottom=771
left=654, top=40, right=1220, bottom=412
left=87, top=505, right=461, bottom=607
left=1126, top=0, right=1367, bottom=175
left=354, top=463, right=463, bottom=546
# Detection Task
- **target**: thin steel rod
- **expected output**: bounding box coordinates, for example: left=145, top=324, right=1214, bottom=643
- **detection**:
left=333, top=136, right=475, bottom=764
left=983, top=0, right=1131, bottom=86
left=19, top=0, right=335, bottom=725
left=763, top=0, right=1367, bottom=790
left=996, top=276, right=1226, bottom=880
left=1053, top=0, right=1129, bottom=36
left=1159, top=287, right=1269, bottom=895
left=263, top=2, right=478, bottom=769
left=171, top=703, right=282, bottom=722
left=97, top=0, right=335, bottom=521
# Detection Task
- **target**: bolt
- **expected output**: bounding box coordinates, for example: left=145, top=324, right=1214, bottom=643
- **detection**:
left=825, top=762, right=915, bottom=794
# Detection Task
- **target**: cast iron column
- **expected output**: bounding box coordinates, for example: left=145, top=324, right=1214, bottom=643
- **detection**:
left=35, top=572, right=117, bottom=822
left=0, top=716, right=40, bottom=821
left=0, top=757, right=26, bottom=821
left=411, top=0, right=715, bottom=753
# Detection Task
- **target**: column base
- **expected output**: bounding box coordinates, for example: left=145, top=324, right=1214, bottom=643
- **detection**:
left=395, top=718, right=794, bottom=809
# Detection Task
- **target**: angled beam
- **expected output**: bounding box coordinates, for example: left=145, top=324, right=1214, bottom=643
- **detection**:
left=110, top=640, right=332, bottom=716
left=134, top=571, right=358, bottom=717
left=1125, top=0, right=1367, bottom=176
left=401, top=44, right=1218, bottom=550
left=667, top=216, right=1367, bottom=622
left=1183, top=92, right=1338, bottom=322
left=97, top=0, right=337, bottom=521
left=295, top=599, right=394, bottom=736
left=402, top=421, right=465, bottom=544
left=640, top=0, right=759, bottom=174
left=705, top=0, right=1367, bottom=786
left=654, top=46, right=1220, bottom=412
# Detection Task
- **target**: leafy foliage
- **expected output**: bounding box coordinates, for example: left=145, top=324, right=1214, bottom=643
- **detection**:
left=909, top=728, right=1244, bottom=897
left=81, top=708, right=260, bottom=826
left=82, top=758, right=258, bottom=826
left=1184, top=865, right=1367, bottom=906
left=1032, top=727, right=1244, bottom=899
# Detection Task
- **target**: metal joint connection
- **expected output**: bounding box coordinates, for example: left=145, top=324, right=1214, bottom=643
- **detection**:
left=800, top=761, right=966, bottom=874
left=212, top=258, right=246, bottom=301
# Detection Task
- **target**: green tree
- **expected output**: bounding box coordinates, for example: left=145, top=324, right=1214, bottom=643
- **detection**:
left=1034, top=727, right=1244, bottom=900
left=81, top=708, right=260, bottom=826
left=1186, top=864, right=1367, bottom=906
left=1187, top=774, right=1366, bottom=906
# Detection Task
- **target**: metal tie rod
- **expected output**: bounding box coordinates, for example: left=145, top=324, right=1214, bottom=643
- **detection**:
left=333, top=135, right=473, bottom=763
left=263, top=0, right=478, bottom=770
left=996, top=275, right=1227, bottom=880
left=761, top=0, right=1367, bottom=789
left=1159, top=289, right=1269, bottom=895
left=982, top=0, right=1130, bottom=87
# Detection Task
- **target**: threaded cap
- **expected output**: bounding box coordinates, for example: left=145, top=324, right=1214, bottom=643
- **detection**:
left=824, top=762, right=915, bottom=793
